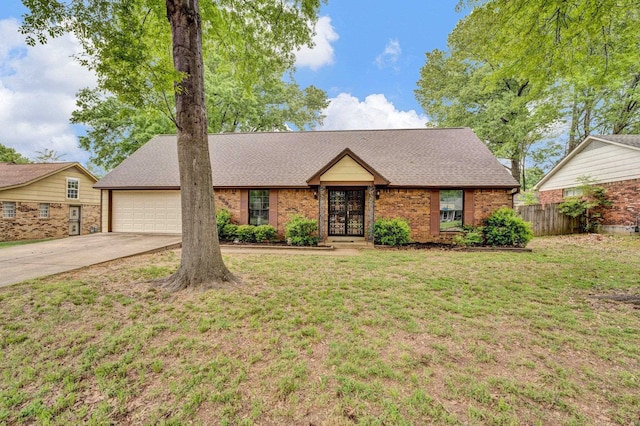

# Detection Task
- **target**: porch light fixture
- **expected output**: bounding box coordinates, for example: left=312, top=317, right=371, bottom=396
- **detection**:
left=376, top=189, right=380, bottom=199
left=313, top=190, right=318, bottom=199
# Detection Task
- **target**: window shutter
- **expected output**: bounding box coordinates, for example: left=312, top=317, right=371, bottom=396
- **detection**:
left=464, top=190, right=475, bottom=226
left=269, top=190, right=278, bottom=228
left=240, top=190, right=249, bottom=224
left=430, top=190, right=440, bottom=235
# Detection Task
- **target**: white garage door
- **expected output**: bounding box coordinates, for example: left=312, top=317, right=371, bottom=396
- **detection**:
left=112, top=190, right=182, bottom=233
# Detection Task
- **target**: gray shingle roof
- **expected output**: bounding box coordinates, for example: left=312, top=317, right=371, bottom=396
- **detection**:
left=95, top=128, right=519, bottom=189
left=0, top=162, right=81, bottom=189
left=592, top=134, right=640, bottom=150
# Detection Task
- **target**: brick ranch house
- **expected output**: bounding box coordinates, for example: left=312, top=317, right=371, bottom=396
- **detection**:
left=534, top=134, right=640, bottom=234
left=94, top=128, right=520, bottom=244
left=0, top=162, right=101, bottom=242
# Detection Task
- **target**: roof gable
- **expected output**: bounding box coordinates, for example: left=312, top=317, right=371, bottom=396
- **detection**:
left=534, top=135, right=640, bottom=190
left=0, top=162, right=97, bottom=191
left=96, top=128, right=520, bottom=189
left=307, top=148, right=389, bottom=185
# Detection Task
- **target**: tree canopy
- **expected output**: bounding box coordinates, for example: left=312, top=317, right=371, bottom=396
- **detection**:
left=415, top=24, right=561, bottom=186
left=0, top=143, right=30, bottom=163
left=23, top=0, right=328, bottom=170
left=417, top=0, right=640, bottom=188
left=454, top=0, right=640, bottom=152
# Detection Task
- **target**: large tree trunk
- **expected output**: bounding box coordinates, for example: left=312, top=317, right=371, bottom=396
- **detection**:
left=510, top=157, right=521, bottom=186
left=158, top=0, right=236, bottom=291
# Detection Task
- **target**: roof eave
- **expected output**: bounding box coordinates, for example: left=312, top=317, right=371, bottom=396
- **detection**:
left=1, top=162, right=97, bottom=191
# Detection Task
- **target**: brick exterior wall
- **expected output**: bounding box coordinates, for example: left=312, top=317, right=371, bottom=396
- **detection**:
left=375, top=188, right=432, bottom=242
left=0, top=202, right=101, bottom=242
left=210, top=187, right=515, bottom=243
left=214, top=189, right=242, bottom=224
left=538, top=189, right=564, bottom=205
left=81, top=204, right=101, bottom=235
left=473, top=189, right=514, bottom=223
left=601, top=178, right=640, bottom=227
left=277, top=189, right=319, bottom=237
left=375, top=188, right=513, bottom=243
left=213, top=189, right=320, bottom=238
left=538, top=179, right=640, bottom=231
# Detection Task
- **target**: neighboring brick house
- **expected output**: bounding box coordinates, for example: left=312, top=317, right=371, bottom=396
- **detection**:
left=534, top=135, right=640, bottom=234
left=0, top=162, right=101, bottom=242
left=94, top=128, right=519, bottom=243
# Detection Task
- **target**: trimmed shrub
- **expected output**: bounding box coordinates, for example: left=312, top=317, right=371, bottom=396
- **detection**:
left=216, top=209, right=232, bottom=237
left=221, top=224, right=238, bottom=241
left=254, top=225, right=277, bottom=243
left=453, top=225, right=485, bottom=247
left=483, top=207, right=533, bottom=247
left=285, top=215, right=318, bottom=246
left=374, top=218, right=411, bottom=246
left=236, top=225, right=256, bottom=243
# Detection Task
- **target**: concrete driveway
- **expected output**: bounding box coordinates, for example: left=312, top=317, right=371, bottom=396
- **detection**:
left=0, top=233, right=182, bottom=288
left=0, top=234, right=361, bottom=288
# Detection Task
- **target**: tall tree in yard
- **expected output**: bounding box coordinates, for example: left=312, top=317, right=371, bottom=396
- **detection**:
left=21, top=0, right=323, bottom=290
left=455, top=0, right=640, bottom=154
left=162, top=0, right=232, bottom=290
left=415, top=32, right=561, bottom=185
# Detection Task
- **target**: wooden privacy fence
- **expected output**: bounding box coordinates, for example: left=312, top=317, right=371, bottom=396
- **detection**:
left=515, top=203, right=582, bottom=236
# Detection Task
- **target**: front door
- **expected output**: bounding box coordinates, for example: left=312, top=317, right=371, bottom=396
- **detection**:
left=69, top=206, right=81, bottom=236
left=328, top=190, right=365, bottom=236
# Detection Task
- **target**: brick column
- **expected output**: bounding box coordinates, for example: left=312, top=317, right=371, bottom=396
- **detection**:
left=318, top=185, right=327, bottom=242
left=367, top=185, right=376, bottom=242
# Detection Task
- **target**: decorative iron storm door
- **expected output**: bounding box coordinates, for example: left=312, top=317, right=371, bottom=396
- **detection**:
left=328, top=190, right=365, bottom=236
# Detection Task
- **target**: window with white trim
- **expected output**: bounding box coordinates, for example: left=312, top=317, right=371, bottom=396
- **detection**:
left=440, top=189, right=463, bottom=231
left=563, top=187, right=583, bottom=198
left=249, top=190, right=269, bottom=225
left=2, top=202, right=16, bottom=219
left=39, top=203, right=50, bottom=218
left=67, top=178, right=79, bottom=199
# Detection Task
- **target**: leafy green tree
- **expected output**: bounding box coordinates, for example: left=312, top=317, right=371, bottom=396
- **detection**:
left=456, top=0, right=640, bottom=154
left=72, top=91, right=176, bottom=170
left=0, top=143, right=30, bottom=163
left=415, top=48, right=560, bottom=184
left=72, top=53, right=328, bottom=170
left=21, top=0, right=323, bottom=291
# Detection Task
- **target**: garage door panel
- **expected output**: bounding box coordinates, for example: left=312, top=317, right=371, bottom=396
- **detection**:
left=112, top=190, right=182, bottom=233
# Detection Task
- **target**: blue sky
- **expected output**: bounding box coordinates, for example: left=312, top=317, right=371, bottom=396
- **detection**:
left=0, top=1, right=467, bottom=164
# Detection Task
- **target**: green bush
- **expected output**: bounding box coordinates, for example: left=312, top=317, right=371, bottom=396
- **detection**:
left=453, top=225, right=485, bottom=246
left=221, top=224, right=238, bottom=241
left=558, top=177, right=612, bottom=232
left=284, top=215, right=318, bottom=246
left=216, top=209, right=231, bottom=237
left=374, top=218, right=411, bottom=246
left=483, top=207, right=533, bottom=247
left=254, top=225, right=277, bottom=243
left=236, top=225, right=256, bottom=243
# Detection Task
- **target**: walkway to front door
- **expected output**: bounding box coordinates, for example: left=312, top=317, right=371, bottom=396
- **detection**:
left=328, top=189, right=365, bottom=236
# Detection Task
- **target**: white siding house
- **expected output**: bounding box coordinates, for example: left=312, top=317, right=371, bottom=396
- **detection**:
left=535, top=135, right=640, bottom=234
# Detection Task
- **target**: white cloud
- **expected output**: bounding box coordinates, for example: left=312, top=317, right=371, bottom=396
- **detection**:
left=319, top=93, right=428, bottom=130
left=295, top=16, right=339, bottom=71
left=0, top=18, right=96, bottom=163
left=375, top=38, right=401, bottom=70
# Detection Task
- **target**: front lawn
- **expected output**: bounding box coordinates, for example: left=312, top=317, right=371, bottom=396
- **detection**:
left=0, top=235, right=638, bottom=424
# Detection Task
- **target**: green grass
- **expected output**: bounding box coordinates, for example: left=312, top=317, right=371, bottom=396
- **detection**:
left=0, top=238, right=54, bottom=249
left=0, top=234, right=639, bottom=424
